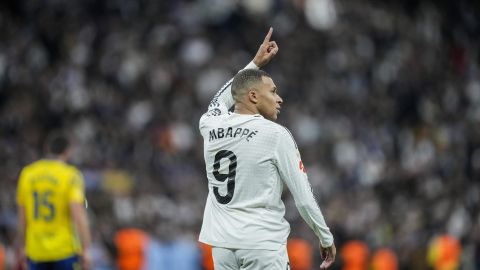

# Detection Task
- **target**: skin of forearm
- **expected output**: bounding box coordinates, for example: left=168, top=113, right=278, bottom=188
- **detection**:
left=17, top=206, right=26, bottom=249
left=71, top=204, right=92, bottom=251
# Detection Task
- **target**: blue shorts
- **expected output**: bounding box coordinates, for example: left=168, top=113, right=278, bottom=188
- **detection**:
left=28, top=255, right=80, bottom=270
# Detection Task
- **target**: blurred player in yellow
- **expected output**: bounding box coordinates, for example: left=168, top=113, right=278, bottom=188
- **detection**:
left=16, top=132, right=91, bottom=270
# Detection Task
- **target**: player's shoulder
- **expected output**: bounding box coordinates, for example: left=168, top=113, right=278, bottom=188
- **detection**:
left=199, top=112, right=228, bottom=132
left=18, top=160, right=48, bottom=184
left=34, top=159, right=81, bottom=175
left=61, top=164, right=84, bottom=188
left=253, top=118, right=297, bottom=143
left=63, top=163, right=83, bottom=177
left=20, top=161, right=36, bottom=172
left=200, top=110, right=227, bottom=123
left=20, top=159, right=45, bottom=174
left=256, top=118, right=292, bottom=136
left=265, top=122, right=298, bottom=149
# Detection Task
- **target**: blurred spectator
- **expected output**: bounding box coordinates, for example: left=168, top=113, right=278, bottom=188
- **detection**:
left=156, top=238, right=201, bottom=270
left=0, top=243, right=4, bottom=270
left=427, top=234, right=461, bottom=270
left=287, top=238, right=313, bottom=270
left=341, top=240, right=369, bottom=270
left=371, top=248, right=398, bottom=270
left=198, top=243, right=214, bottom=270
left=114, top=228, right=148, bottom=270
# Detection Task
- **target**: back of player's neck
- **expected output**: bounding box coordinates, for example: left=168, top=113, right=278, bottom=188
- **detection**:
left=234, top=103, right=258, bottom=116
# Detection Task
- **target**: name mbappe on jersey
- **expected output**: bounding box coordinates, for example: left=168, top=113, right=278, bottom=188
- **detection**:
left=209, top=127, right=258, bottom=142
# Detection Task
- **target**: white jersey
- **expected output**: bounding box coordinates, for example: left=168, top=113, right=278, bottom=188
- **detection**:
left=198, top=63, right=333, bottom=250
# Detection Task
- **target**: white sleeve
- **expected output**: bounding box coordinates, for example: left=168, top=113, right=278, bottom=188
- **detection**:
left=273, top=126, right=334, bottom=247
left=200, top=61, right=259, bottom=122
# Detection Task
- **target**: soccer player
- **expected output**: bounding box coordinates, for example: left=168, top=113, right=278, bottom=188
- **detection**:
left=16, top=132, right=92, bottom=270
left=199, top=27, right=336, bottom=269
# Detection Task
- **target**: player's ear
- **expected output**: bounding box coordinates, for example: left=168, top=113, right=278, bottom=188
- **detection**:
left=248, top=88, right=259, bottom=104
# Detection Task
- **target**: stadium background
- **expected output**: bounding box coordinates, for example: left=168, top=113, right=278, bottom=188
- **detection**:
left=0, top=0, right=478, bottom=269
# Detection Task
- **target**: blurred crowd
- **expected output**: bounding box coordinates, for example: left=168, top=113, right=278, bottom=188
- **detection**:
left=0, top=0, right=479, bottom=269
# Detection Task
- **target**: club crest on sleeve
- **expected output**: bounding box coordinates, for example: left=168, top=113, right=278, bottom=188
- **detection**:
left=207, top=108, right=221, bottom=116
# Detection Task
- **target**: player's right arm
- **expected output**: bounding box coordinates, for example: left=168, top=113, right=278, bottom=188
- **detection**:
left=200, top=27, right=278, bottom=123
left=69, top=169, right=92, bottom=270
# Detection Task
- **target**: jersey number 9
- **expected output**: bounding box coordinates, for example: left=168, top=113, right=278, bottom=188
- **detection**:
left=213, top=150, right=237, bottom=204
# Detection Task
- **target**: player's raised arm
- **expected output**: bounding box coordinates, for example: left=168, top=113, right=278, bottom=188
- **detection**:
left=274, top=127, right=336, bottom=269
left=201, top=27, right=279, bottom=118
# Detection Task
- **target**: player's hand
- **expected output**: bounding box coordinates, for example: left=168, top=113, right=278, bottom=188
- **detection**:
left=253, top=27, right=279, bottom=68
left=80, top=251, right=92, bottom=270
left=319, top=243, right=336, bottom=269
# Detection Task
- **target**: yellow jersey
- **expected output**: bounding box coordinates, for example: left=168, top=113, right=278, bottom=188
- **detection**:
left=16, top=159, right=85, bottom=262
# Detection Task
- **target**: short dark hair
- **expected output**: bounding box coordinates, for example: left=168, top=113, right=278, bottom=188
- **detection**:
left=231, top=69, right=271, bottom=101
left=45, top=131, right=70, bottom=155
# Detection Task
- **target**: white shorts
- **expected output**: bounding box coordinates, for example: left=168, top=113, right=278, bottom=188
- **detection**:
left=212, top=245, right=290, bottom=270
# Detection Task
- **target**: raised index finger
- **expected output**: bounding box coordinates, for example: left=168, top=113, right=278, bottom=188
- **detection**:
left=263, top=27, right=273, bottom=43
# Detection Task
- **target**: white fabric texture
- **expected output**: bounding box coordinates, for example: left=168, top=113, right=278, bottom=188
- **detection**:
left=212, top=246, right=289, bottom=270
